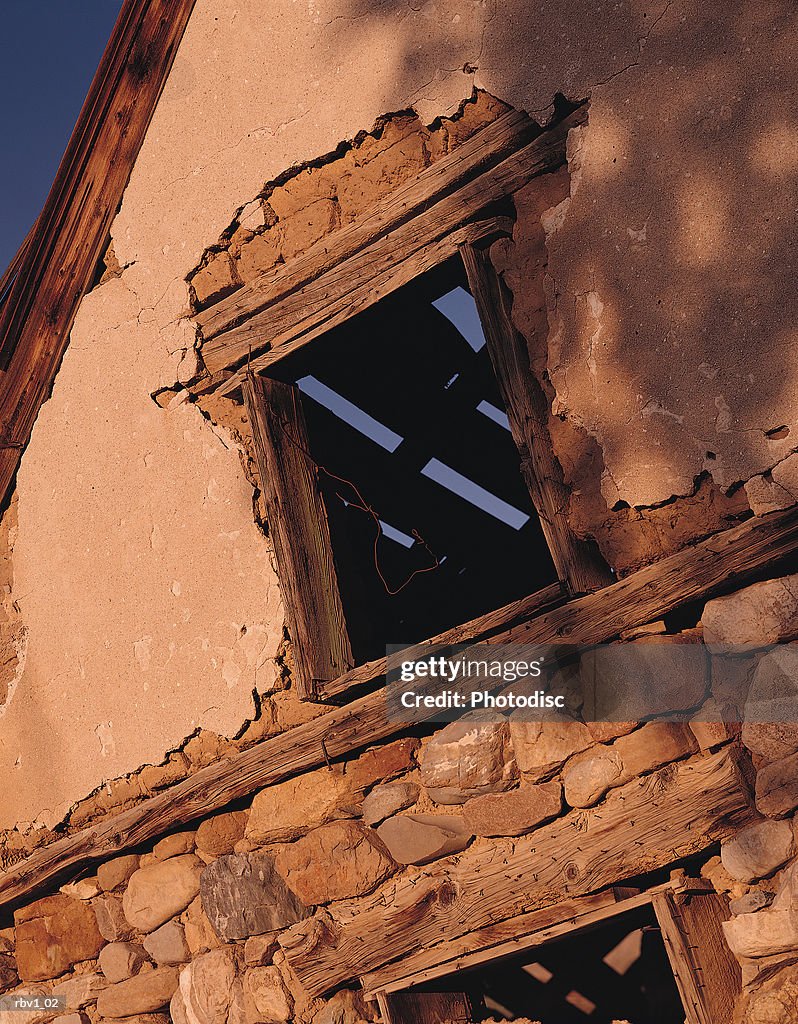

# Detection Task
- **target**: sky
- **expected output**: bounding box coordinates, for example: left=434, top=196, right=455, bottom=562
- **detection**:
left=0, top=1, right=123, bottom=276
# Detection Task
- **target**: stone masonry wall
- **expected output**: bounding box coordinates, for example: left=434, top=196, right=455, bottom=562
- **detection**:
left=1, top=573, right=798, bottom=1024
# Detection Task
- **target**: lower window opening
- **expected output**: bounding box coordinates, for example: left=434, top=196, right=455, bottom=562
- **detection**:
left=402, top=904, right=686, bottom=1024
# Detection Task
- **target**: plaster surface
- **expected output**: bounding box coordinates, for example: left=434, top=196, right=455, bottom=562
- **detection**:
left=1, top=0, right=796, bottom=828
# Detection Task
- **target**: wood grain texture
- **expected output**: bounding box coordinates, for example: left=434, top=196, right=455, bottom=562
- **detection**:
left=210, top=217, right=515, bottom=397
left=362, top=888, right=639, bottom=996
left=654, top=890, right=740, bottom=1024
left=0, top=506, right=793, bottom=912
left=194, top=108, right=536, bottom=343
left=244, top=375, right=353, bottom=697
left=279, top=750, right=752, bottom=996
left=379, top=990, right=479, bottom=1024
left=460, top=242, right=613, bottom=595
left=197, top=107, right=588, bottom=383
left=0, top=0, right=197, bottom=502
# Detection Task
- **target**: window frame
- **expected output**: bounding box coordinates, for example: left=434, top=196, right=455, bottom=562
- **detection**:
left=200, top=105, right=613, bottom=699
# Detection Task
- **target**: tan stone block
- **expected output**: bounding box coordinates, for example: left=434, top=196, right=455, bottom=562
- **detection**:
left=92, top=895, right=135, bottom=942
left=191, top=253, right=239, bottom=307
left=180, top=898, right=222, bottom=957
left=420, top=721, right=517, bottom=803
left=243, top=934, right=279, bottom=968
left=721, top=820, right=795, bottom=882
left=613, top=722, right=697, bottom=781
left=756, top=751, right=798, bottom=818
left=723, top=909, right=798, bottom=958
left=122, top=856, right=203, bottom=932
left=274, top=822, right=395, bottom=905
left=97, top=855, right=140, bottom=893
left=376, top=813, right=472, bottom=866
left=99, top=943, right=148, bottom=984
left=563, top=746, right=623, bottom=808
left=178, top=948, right=236, bottom=1024
left=195, top=811, right=249, bottom=857
left=15, top=895, right=104, bottom=982
left=703, top=575, right=798, bottom=647
left=463, top=781, right=562, bottom=836
left=584, top=721, right=638, bottom=743
left=96, top=967, right=179, bottom=1019
left=510, top=716, right=594, bottom=781
left=246, top=770, right=356, bottom=845
left=235, top=232, right=284, bottom=283
left=153, top=832, right=195, bottom=861
left=142, top=922, right=190, bottom=965
left=241, top=966, right=293, bottom=1024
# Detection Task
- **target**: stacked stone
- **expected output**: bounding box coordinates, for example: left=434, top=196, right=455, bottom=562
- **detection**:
left=0, top=574, right=797, bottom=1024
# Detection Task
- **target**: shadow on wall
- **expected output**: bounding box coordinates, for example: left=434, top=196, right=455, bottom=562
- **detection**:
left=545, top=0, right=798, bottom=507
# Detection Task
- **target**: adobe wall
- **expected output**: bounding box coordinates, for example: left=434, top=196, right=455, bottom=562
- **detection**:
left=0, top=574, right=797, bottom=1023
left=0, top=0, right=794, bottom=953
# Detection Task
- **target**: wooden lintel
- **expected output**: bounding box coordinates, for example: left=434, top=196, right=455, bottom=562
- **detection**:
left=194, top=108, right=537, bottom=343
left=0, top=505, right=794, bottom=911
left=211, top=217, right=514, bottom=398
left=279, top=750, right=752, bottom=997
left=195, top=107, right=588, bottom=386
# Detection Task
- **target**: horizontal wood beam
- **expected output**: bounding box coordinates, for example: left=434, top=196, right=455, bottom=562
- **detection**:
left=209, top=217, right=514, bottom=398
left=317, top=581, right=565, bottom=702
left=361, top=887, right=651, bottom=996
left=0, top=505, right=794, bottom=911
left=194, top=107, right=537, bottom=344
left=195, top=107, right=587, bottom=386
left=279, top=750, right=752, bottom=996
left=0, top=0, right=197, bottom=506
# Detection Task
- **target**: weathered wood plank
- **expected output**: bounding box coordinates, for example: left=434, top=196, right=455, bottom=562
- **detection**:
left=361, top=888, right=629, bottom=996
left=0, top=506, right=794, bottom=912
left=198, top=108, right=587, bottom=381
left=0, top=0, right=197, bottom=504
left=379, top=990, right=479, bottom=1024
left=279, top=750, right=753, bottom=996
left=460, top=242, right=613, bottom=595
left=654, top=890, right=740, bottom=1024
left=317, top=580, right=565, bottom=702
left=194, top=108, right=536, bottom=343
left=210, top=218, right=514, bottom=397
left=243, top=376, right=354, bottom=698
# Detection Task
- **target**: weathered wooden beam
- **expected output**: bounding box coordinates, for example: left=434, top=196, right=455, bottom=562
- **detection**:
left=460, top=242, right=613, bottom=595
left=197, top=107, right=587, bottom=384
left=194, top=108, right=537, bottom=344
left=317, top=580, right=565, bottom=702
left=279, top=750, right=752, bottom=996
left=0, top=0, right=197, bottom=503
left=0, top=505, right=794, bottom=911
left=361, top=888, right=641, bottom=996
left=209, top=218, right=514, bottom=398
left=244, top=375, right=354, bottom=698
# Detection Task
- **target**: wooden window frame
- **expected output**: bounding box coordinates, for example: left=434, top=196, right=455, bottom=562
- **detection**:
left=199, top=104, right=615, bottom=699
left=368, top=879, right=741, bottom=1024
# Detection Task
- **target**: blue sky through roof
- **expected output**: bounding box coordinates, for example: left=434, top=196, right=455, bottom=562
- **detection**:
left=0, top=1, right=123, bottom=276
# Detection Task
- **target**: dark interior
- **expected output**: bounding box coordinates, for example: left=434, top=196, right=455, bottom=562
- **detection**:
left=268, top=255, right=557, bottom=662
left=410, top=905, right=686, bottom=1024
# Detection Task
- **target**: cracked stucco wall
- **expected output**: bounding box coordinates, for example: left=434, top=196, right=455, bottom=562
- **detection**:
left=1, top=0, right=795, bottom=830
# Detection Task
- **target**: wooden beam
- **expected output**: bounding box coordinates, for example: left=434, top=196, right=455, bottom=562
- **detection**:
left=0, top=505, right=794, bottom=912
left=361, top=888, right=652, bottom=997
left=194, top=108, right=537, bottom=343
left=209, top=217, right=514, bottom=398
left=653, top=890, right=740, bottom=1024
left=196, top=107, right=587, bottom=385
left=279, top=750, right=752, bottom=997
left=244, top=375, right=354, bottom=698
left=317, top=580, right=565, bottom=703
left=0, top=0, right=197, bottom=504
left=460, top=242, right=613, bottom=595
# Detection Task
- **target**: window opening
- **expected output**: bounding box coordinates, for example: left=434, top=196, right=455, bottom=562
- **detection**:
left=268, top=255, right=557, bottom=663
